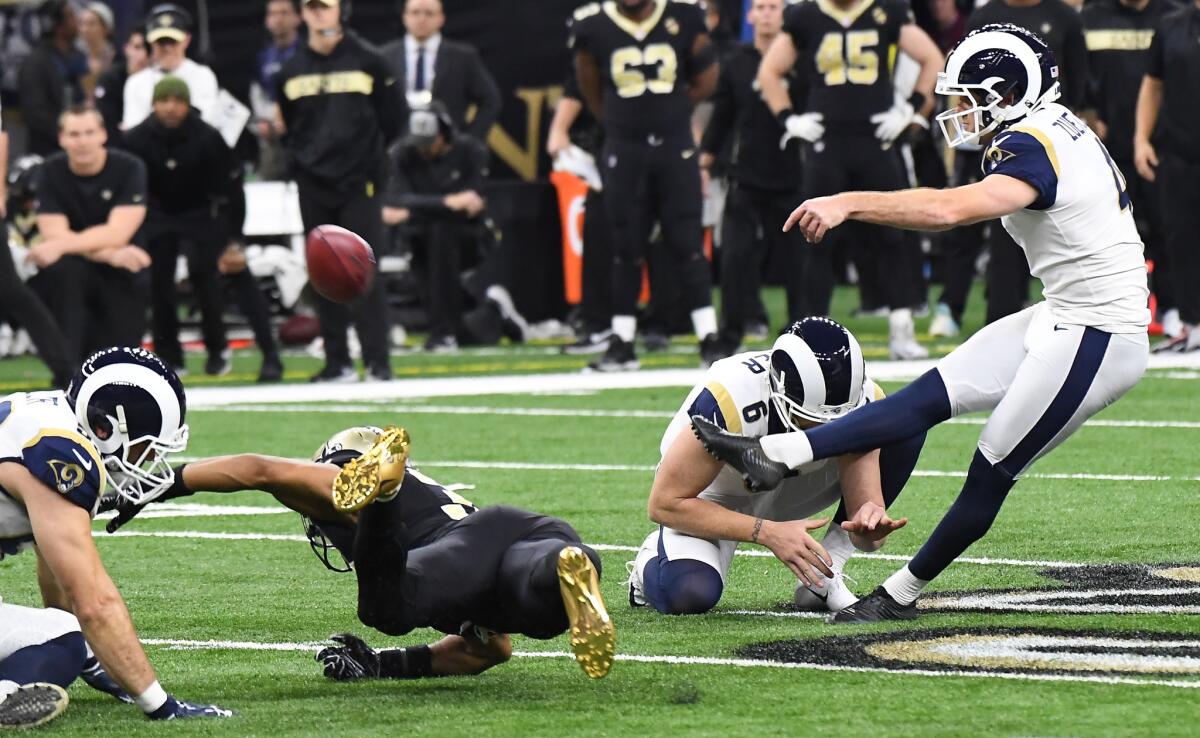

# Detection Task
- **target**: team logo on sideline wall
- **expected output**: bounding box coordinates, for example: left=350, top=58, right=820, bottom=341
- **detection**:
left=738, top=627, right=1200, bottom=679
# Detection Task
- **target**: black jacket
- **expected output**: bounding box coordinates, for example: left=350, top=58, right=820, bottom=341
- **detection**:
left=18, top=39, right=85, bottom=156
left=381, top=37, right=501, bottom=140
left=701, top=43, right=804, bottom=191
left=384, top=134, right=490, bottom=222
left=277, top=32, right=406, bottom=191
left=94, top=64, right=129, bottom=146
left=122, top=108, right=244, bottom=240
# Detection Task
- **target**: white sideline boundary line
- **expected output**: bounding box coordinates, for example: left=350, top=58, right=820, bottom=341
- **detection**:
left=99, top=530, right=1088, bottom=569
left=138, top=638, right=1200, bottom=690
left=185, top=353, right=1200, bottom=408
left=192, top=403, right=1200, bottom=430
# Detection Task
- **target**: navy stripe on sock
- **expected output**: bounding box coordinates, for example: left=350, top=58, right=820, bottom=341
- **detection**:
left=998, top=327, right=1111, bottom=477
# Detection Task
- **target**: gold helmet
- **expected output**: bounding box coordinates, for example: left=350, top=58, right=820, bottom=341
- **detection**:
left=311, top=426, right=386, bottom=468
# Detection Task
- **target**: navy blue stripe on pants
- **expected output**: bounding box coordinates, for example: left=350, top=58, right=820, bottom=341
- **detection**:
left=997, top=327, right=1111, bottom=477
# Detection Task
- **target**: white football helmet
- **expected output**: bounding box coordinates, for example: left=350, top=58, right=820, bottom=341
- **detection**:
left=935, top=23, right=1061, bottom=148
left=66, top=347, right=189, bottom=505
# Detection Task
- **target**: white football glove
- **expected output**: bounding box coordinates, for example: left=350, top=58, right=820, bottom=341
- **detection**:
left=870, top=98, right=916, bottom=146
left=779, top=112, right=824, bottom=148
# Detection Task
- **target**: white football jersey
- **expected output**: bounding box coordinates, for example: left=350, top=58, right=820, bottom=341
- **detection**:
left=0, top=391, right=106, bottom=560
left=983, top=103, right=1150, bottom=333
left=659, top=351, right=883, bottom=520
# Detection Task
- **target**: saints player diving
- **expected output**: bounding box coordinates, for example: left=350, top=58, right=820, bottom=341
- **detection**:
left=106, top=426, right=617, bottom=680
left=695, top=25, right=1150, bottom=622
left=0, top=347, right=230, bottom=728
left=629, top=317, right=926, bottom=615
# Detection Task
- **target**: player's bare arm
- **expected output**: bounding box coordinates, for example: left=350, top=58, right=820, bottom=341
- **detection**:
left=547, top=95, right=583, bottom=157
left=4, top=462, right=158, bottom=696
left=429, top=632, right=513, bottom=676
left=756, top=32, right=796, bottom=116
left=35, top=547, right=70, bottom=611
left=574, top=50, right=604, bottom=119
left=784, top=174, right=1039, bottom=243
left=898, top=23, right=943, bottom=119
left=182, top=455, right=350, bottom=524
left=686, top=33, right=719, bottom=104
left=1133, top=74, right=1162, bottom=182
left=649, top=429, right=833, bottom=586
left=835, top=450, right=907, bottom=551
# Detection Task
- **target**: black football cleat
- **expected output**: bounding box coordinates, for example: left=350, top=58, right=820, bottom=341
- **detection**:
left=826, top=586, right=918, bottom=623
left=690, top=415, right=787, bottom=492
left=699, top=333, right=732, bottom=368
left=586, top=337, right=639, bottom=372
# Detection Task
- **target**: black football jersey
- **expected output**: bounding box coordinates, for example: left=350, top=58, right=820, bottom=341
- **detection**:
left=395, top=466, right=478, bottom=547
left=784, top=0, right=911, bottom=129
left=570, top=0, right=712, bottom=138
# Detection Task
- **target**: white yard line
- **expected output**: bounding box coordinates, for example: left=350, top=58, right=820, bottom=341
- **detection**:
left=138, top=638, right=1200, bottom=690
left=99, top=530, right=1087, bottom=569
left=168, top=456, right=1200, bottom=482
left=193, top=402, right=1200, bottom=431
left=185, top=353, right=1200, bottom=408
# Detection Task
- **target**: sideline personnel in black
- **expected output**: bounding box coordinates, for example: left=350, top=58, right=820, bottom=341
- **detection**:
left=1135, top=0, right=1200, bottom=352
left=31, top=106, right=151, bottom=360
left=277, top=0, right=405, bottom=382
left=570, top=0, right=724, bottom=372
left=1083, top=0, right=1176, bottom=339
left=701, top=0, right=805, bottom=349
left=382, top=98, right=490, bottom=352
left=123, top=76, right=284, bottom=382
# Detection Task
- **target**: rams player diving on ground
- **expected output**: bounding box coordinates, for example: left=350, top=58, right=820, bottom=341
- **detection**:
left=106, top=426, right=617, bottom=680
left=0, top=347, right=230, bottom=728
left=695, top=25, right=1150, bottom=622
left=628, top=317, right=926, bottom=615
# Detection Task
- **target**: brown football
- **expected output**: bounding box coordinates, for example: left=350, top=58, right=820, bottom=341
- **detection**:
left=305, top=225, right=376, bottom=303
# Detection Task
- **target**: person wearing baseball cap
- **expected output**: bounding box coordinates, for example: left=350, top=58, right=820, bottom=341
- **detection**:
left=121, top=4, right=218, bottom=131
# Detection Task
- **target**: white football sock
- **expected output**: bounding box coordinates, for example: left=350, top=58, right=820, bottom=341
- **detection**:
left=808, top=524, right=855, bottom=594
left=760, top=431, right=814, bottom=469
left=690, top=306, right=718, bottom=340
left=882, top=564, right=929, bottom=605
left=612, top=315, right=637, bottom=343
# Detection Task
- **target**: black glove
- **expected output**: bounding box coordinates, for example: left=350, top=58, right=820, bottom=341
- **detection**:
left=80, top=657, right=133, bottom=703
left=315, top=633, right=381, bottom=680
left=103, top=464, right=194, bottom=533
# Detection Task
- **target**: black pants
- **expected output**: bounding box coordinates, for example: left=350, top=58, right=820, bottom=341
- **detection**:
left=32, top=256, right=147, bottom=360
left=295, top=176, right=391, bottom=368
left=226, top=269, right=280, bottom=358
left=985, top=225, right=1031, bottom=324
left=601, top=132, right=712, bottom=318
left=354, top=504, right=600, bottom=640
left=937, top=150, right=986, bottom=323
left=578, top=188, right=613, bottom=330
left=718, top=183, right=805, bottom=342
left=1157, top=152, right=1200, bottom=324
left=1114, top=156, right=1171, bottom=312
left=407, top=219, right=483, bottom=341
left=148, top=225, right=226, bottom=366
left=0, top=233, right=74, bottom=384
left=803, top=135, right=920, bottom=314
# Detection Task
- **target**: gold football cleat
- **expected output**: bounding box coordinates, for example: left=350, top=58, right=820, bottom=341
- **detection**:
left=557, top=546, right=615, bottom=679
left=332, top=426, right=411, bottom=512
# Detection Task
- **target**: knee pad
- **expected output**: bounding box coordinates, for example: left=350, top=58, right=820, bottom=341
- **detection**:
left=644, top=558, right=723, bottom=615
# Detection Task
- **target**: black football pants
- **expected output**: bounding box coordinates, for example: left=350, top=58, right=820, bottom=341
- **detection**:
left=601, top=132, right=712, bottom=318
left=718, top=183, right=806, bottom=342
left=0, top=227, right=73, bottom=385
left=406, top=219, right=483, bottom=341
left=803, top=135, right=921, bottom=315
left=296, top=176, right=391, bottom=369
left=578, top=188, right=613, bottom=330
left=1156, top=152, right=1199, bottom=323
left=354, top=503, right=601, bottom=640
left=937, top=150, right=985, bottom=323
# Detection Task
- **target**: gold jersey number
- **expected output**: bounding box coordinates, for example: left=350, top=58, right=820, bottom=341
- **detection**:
left=611, top=43, right=679, bottom=98
left=816, top=30, right=879, bottom=86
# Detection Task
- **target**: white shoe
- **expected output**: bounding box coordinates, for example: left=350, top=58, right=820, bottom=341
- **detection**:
left=1186, top=325, right=1200, bottom=353
left=0, top=325, right=12, bottom=357
left=794, top=574, right=858, bottom=613
left=928, top=304, right=960, bottom=338
left=1161, top=309, right=1183, bottom=340
left=889, top=308, right=929, bottom=359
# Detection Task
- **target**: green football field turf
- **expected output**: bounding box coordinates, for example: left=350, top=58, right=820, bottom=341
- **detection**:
left=1, top=286, right=1197, bottom=736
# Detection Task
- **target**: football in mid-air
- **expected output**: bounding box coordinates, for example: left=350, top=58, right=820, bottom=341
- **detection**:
left=305, top=225, right=376, bottom=303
